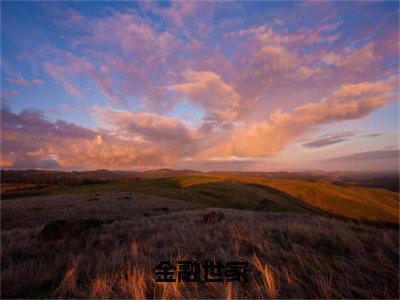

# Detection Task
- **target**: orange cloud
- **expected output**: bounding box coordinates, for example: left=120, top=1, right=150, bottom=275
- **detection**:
left=195, top=76, right=398, bottom=158
left=164, top=70, right=241, bottom=122
left=322, top=42, right=375, bottom=71
left=1, top=75, right=397, bottom=170
left=0, top=108, right=154, bottom=169
left=92, top=106, right=194, bottom=145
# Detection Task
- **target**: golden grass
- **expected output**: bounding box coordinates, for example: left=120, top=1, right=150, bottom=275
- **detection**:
left=3, top=174, right=398, bottom=223
left=250, top=255, right=278, bottom=298
left=1, top=174, right=399, bottom=298
left=2, top=209, right=398, bottom=299
left=54, top=266, right=79, bottom=298
left=174, top=175, right=399, bottom=223
left=0, top=183, right=42, bottom=193
left=89, top=276, right=112, bottom=298
left=242, top=177, right=399, bottom=223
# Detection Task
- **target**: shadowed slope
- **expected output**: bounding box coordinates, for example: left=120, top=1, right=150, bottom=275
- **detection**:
left=2, top=210, right=398, bottom=298
left=2, top=175, right=399, bottom=223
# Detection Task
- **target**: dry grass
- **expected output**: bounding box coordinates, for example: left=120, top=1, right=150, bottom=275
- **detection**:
left=3, top=174, right=398, bottom=223
left=0, top=183, right=41, bottom=193
left=1, top=208, right=398, bottom=299
left=250, top=255, right=277, bottom=298
left=1, top=176, right=398, bottom=298
left=177, top=175, right=400, bottom=223
left=1, top=192, right=201, bottom=230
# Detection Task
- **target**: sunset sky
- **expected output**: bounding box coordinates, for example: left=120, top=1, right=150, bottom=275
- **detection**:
left=1, top=1, right=399, bottom=171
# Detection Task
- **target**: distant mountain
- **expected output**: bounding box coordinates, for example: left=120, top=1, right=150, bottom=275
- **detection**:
left=141, top=168, right=204, bottom=178
left=0, top=169, right=120, bottom=185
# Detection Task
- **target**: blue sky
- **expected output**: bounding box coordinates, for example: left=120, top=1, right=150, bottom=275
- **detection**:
left=1, top=1, right=399, bottom=171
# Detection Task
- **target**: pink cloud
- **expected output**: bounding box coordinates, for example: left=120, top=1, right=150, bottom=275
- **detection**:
left=18, top=8, right=396, bottom=170
left=6, top=77, right=45, bottom=87
left=164, top=70, right=241, bottom=122
left=2, top=90, right=20, bottom=97
left=44, top=62, right=84, bottom=97
left=302, top=131, right=358, bottom=148
left=194, top=76, right=398, bottom=159
left=44, top=57, right=125, bottom=102
left=92, top=106, right=194, bottom=147
left=1, top=106, right=182, bottom=170
left=6, top=78, right=31, bottom=87
left=1, top=75, right=397, bottom=170
left=321, top=42, right=375, bottom=71
left=32, top=79, right=44, bottom=85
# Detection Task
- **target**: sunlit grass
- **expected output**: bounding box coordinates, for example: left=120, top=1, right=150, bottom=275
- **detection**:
left=2, top=174, right=399, bottom=223
left=2, top=210, right=398, bottom=298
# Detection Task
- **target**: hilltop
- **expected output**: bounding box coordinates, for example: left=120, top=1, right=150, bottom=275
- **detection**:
left=1, top=168, right=399, bottom=191
left=1, top=170, right=398, bottom=224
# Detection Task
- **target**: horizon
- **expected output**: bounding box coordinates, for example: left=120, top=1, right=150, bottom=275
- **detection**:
left=1, top=1, right=399, bottom=172
left=2, top=167, right=399, bottom=175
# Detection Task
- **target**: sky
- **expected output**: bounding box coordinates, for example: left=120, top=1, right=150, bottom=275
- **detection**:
left=1, top=1, right=399, bottom=171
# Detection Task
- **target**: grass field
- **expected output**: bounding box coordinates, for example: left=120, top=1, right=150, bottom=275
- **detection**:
left=2, top=208, right=398, bottom=298
left=3, top=175, right=398, bottom=223
left=1, top=174, right=399, bottom=298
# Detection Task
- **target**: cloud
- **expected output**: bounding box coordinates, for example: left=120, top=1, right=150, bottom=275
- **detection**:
left=159, top=1, right=200, bottom=28
left=226, top=24, right=383, bottom=115
left=2, top=90, right=20, bottom=97
left=228, top=24, right=334, bottom=45
left=360, top=133, right=383, bottom=138
left=39, top=7, right=394, bottom=120
left=4, top=74, right=394, bottom=170
left=302, top=130, right=383, bottom=148
left=1, top=107, right=98, bottom=140
left=44, top=63, right=84, bottom=97
left=45, top=58, right=125, bottom=102
left=3, top=4, right=398, bottom=171
left=195, top=76, right=398, bottom=158
left=91, top=106, right=194, bottom=146
left=322, top=42, right=375, bottom=71
left=32, top=79, right=44, bottom=85
left=0, top=106, right=184, bottom=170
left=6, top=78, right=31, bottom=87
left=83, top=13, right=180, bottom=107
left=5, top=77, right=44, bottom=87
left=322, top=149, right=399, bottom=163
left=164, top=70, right=241, bottom=122
left=302, top=131, right=357, bottom=148
left=13, top=156, right=61, bottom=169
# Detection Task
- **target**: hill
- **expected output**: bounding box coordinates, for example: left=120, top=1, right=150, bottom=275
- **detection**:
left=1, top=173, right=398, bottom=298
left=2, top=173, right=398, bottom=224
left=2, top=169, right=398, bottom=191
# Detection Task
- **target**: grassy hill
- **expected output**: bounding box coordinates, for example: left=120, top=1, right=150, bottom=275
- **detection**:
left=181, top=175, right=399, bottom=223
left=1, top=174, right=399, bottom=298
left=234, top=176, right=399, bottom=224
left=2, top=174, right=398, bottom=224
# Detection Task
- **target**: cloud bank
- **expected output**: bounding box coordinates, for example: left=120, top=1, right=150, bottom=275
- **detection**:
left=1, top=2, right=399, bottom=170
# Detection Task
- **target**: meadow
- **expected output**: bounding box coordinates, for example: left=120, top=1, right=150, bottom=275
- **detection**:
left=1, top=173, right=399, bottom=298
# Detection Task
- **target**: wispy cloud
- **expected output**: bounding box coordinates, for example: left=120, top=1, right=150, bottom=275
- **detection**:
left=303, top=130, right=383, bottom=148
left=322, top=149, right=399, bottom=163
left=1, top=2, right=399, bottom=170
left=2, top=90, right=20, bottom=98
left=359, top=133, right=383, bottom=138
left=302, top=131, right=357, bottom=148
left=6, top=77, right=44, bottom=87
